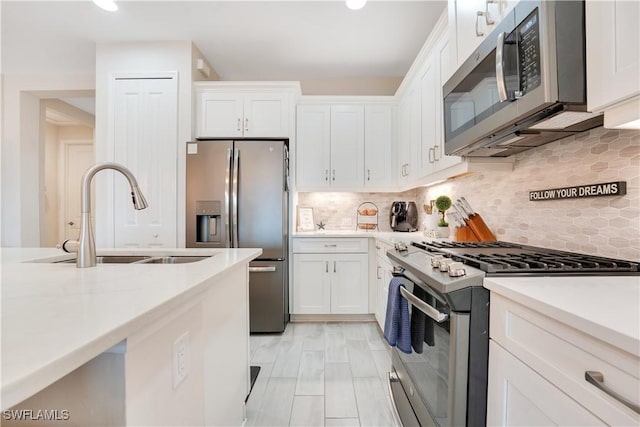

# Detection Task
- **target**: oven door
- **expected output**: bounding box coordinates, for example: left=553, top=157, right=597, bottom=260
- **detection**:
left=387, top=278, right=470, bottom=427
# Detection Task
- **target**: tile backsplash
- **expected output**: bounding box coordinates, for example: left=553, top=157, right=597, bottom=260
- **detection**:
left=297, top=190, right=418, bottom=232
left=418, top=127, right=639, bottom=261
left=297, top=127, right=639, bottom=261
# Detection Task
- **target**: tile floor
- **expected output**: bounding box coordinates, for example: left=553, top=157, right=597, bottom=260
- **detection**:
left=246, top=322, right=398, bottom=427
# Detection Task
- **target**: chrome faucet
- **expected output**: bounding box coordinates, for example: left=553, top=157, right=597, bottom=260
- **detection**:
left=60, top=162, right=148, bottom=268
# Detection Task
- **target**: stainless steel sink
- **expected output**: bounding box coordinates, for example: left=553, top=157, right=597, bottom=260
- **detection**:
left=54, top=255, right=210, bottom=264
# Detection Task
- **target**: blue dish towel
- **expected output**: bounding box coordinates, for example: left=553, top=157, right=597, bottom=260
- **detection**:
left=383, top=277, right=412, bottom=354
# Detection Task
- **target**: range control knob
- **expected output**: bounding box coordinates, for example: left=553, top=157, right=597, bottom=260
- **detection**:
left=430, top=255, right=445, bottom=268
left=448, top=262, right=467, bottom=277
left=438, top=258, right=454, bottom=272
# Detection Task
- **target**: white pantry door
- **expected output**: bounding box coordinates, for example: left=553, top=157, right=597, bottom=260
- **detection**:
left=112, top=77, right=178, bottom=248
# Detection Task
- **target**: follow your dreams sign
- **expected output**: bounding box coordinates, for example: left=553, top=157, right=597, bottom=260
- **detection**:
left=529, top=181, right=626, bottom=201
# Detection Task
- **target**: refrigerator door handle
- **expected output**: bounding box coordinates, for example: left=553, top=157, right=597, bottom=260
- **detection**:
left=225, top=148, right=232, bottom=248
left=232, top=148, right=240, bottom=248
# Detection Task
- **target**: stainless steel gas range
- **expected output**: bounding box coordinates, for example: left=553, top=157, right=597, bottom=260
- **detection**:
left=385, top=241, right=640, bottom=427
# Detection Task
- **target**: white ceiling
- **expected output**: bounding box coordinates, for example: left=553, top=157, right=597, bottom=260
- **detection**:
left=1, top=0, right=446, bottom=82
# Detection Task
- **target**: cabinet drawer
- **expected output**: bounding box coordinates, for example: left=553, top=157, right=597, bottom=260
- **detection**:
left=491, top=294, right=640, bottom=425
left=292, top=238, right=368, bottom=254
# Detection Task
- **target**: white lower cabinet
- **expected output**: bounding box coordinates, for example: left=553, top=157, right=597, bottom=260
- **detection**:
left=374, top=240, right=393, bottom=330
left=292, top=238, right=369, bottom=314
left=488, top=293, right=640, bottom=426
left=488, top=341, right=603, bottom=426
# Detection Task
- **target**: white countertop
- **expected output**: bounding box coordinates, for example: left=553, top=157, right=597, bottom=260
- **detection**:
left=484, top=276, right=640, bottom=356
left=1, top=247, right=261, bottom=409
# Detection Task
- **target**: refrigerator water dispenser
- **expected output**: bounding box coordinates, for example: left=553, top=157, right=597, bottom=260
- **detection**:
left=195, top=200, right=221, bottom=243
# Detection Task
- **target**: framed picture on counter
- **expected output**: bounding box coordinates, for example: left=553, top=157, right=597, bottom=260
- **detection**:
left=297, top=207, right=315, bottom=232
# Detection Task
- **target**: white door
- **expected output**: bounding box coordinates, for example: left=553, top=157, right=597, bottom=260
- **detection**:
left=330, top=105, right=365, bottom=189
left=296, top=105, right=331, bottom=189
left=113, top=77, right=178, bottom=248
left=487, top=341, right=604, bottom=426
left=63, top=143, right=94, bottom=240
left=197, top=92, right=244, bottom=138
left=293, top=254, right=331, bottom=314
left=330, top=253, right=368, bottom=314
left=243, top=93, right=289, bottom=138
left=364, top=105, right=394, bottom=188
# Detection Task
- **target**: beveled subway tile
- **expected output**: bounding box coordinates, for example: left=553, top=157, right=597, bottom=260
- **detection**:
left=289, top=396, right=324, bottom=427
left=295, top=351, right=324, bottom=396
left=325, top=363, right=359, bottom=418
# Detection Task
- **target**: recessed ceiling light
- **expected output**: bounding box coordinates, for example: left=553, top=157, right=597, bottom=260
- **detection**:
left=93, top=0, right=118, bottom=12
left=346, top=0, right=367, bottom=10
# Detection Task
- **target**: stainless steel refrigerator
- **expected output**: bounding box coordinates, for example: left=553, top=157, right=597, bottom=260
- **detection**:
left=186, top=140, right=289, bottom=333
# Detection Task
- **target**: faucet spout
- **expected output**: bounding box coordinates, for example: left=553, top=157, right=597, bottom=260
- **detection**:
left=61, top=162, right=148, bottom=268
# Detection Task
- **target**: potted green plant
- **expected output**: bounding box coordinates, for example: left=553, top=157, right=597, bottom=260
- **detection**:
left=434, top=195, right=452, bottom=238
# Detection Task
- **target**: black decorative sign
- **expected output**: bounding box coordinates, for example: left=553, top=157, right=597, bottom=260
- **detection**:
left=529, top=181, right=626, bottom=201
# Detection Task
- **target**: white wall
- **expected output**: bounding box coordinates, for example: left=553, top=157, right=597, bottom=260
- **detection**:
left=94, top=41, right=198, bottom=248
left=1, top=74, right=95, bottom=247
left=42, top=123, right=60, bottom=247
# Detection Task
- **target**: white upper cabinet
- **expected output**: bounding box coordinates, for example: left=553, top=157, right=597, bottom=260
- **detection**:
left=586, top=0, right=640, bottom=129
left=296, top=105, right=331, bottom=189
left=296, top=101, right=395, bottom=191
left=449, top=0, right=517, bottom=67
left=398, top=82, right=420, bottom=185
left=195, top=82, right=298, bottom=138
left=364, top=105, right=395, bottom=188
left=330, top=105, right=365, bottom=189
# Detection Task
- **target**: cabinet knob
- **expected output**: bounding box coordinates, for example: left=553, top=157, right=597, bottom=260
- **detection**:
left=237, top=118, right=241, bottom=132
left=326, top=261, right=329, bottom=273
left=332, top=169, right=336, bottom=181
left=67, top=221, right=74, bottom=226
left=325, top=170, right=329, bottom=181
left=245, top=117, right=249, bottom=132
left=367, top=169, right=371, bottom=181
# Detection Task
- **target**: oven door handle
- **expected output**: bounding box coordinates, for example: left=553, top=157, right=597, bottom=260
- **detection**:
left=399, top=286, right=448, bottom=323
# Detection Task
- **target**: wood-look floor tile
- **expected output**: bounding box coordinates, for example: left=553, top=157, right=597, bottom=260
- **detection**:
left=249, top=377, right=296, bottom=427
left=347, top=340, right=379, bottom=378
left=363, top=322, right=389, bottom=351
left=353, top=377, right=394, bottom=427
left=325, top=363, right=359, bottom=418
left=245, top=363, right=274, bottom=424
left=289, top=396, right=324, bottom=426
left=271, top=339, right=304, bottom=378
left=326, top=329, right=349, bottom=363
left=251, top=335, right=282, bottom=364
left=295, top=351, right=324, bottom=396
left=325, top=417, right=361, bottom=426
left=371, top=349, right=392, bottom=380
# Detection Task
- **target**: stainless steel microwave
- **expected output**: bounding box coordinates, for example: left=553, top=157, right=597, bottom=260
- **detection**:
left=443, top=1, right=603, bottom=157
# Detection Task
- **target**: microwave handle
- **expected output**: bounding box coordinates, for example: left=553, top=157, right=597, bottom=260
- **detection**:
left=496, top=31, right=508, bottom=102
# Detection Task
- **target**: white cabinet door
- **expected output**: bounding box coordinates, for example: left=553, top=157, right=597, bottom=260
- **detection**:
left=113, top=77, right=178, bottom=248
left=197, top=92, right=244, bottom=138
left=434, top=31, right=462, bottom=171
left=330, top=105, right=365, bottom=189
left=488, top=341, right=604, bottom=426
left=296, top=105, right=331, bottom=189
left=451, top=0, right=493, bottom=66
left=331, top=254, right=369, bottom=314
left=375, top=257, right=393, bottom=330
left=293, top=254, right=332, bottom=314
left=418, top=55, right=438, bottom=178
left=586, top=0, right=640, bottom=124
left=364, top=105, right=394, bottom=188
left=243, top=93, right=289, bottom=138
left=398, top=82, right=420, bottom=185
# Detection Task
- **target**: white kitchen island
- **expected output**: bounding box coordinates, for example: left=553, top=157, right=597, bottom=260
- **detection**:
left=1, top=247, right=261, bottom=426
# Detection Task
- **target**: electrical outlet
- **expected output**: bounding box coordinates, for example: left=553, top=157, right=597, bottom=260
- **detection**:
left=173, top=332, right=189, bottom=389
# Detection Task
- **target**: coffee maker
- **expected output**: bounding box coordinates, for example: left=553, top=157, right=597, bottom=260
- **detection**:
left=390, top=201, right=418, bottom=232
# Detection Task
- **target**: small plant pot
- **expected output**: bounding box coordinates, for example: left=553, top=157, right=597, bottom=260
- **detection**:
left=437, top=225, right=450, bottom=238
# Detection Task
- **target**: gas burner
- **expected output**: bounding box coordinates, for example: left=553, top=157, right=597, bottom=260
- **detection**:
left=410, top=240, right=639, bottom=276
